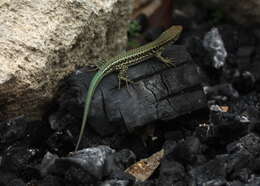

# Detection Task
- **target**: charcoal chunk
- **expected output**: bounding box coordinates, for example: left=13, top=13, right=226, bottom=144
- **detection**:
left=1, top=144, right=41, bottom=180
left=36, top=175, right=64, bottom=186
left=159, top=159, right=188, bottom=186
left=50, top=45, right=206, bottom=139
left=104, top=149, right=136, bottom=176
left=190, top=155, right=228, bottom=185
left=6, top=179, right=26, bottom=186
left=0, top=170, right=19, bottom=186
left=40, top=152, right=59, bottom=177
left=226, top=133, right=260, bottom=156
left=165, top=137, right=201, bottom=165
left=0, top=116, right=27, bottom=145
left=47, top=146, right=115, bottom=184
left=98, top=179, right=130, bottom=186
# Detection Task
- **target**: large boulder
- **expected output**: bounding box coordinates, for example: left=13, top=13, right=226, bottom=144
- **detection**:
left=192, top=0, right=260, bottom=25
left=0, top=0, right=132, bottom=120
left=221, top=0, right=260, bottom=24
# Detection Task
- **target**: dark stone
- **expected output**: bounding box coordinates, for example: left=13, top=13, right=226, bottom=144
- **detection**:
left=247, top=176, right=260, bottom=186
left=64, top=166, right=96, bottom=185
left=218, top=25, right=240, bottom=54
left=253, top=121, right=260, bottom=135
left=232, top=71, right=255, bottom=93
left=103, top=149, right=136, bottom=185
left=0, top=116, right=52, bottom=156
left=218, top=25, right=256, bottom=54
left=250, top=157, right=260, bottom=173
left=236, top=46, right=255, bottom=58
left=104, top=149, right=136, bottom=176
left=172, top=2, right=208, bottom=29
left=39, top=152, right=59, bottom=177
left=106, top=171, right=135, bottom=185
left=158, top=159, right=188, bottom=186
left=184, top=30, right=210, bottom=70
left=236, top=45, right=255, bottom=71
left=250, top=49, right=260, bottom=87
left=229, top=168, right=251, bottom=183
left=197, top=178, right=227, bottom=186
left=1, top=144, right=41, bottom=181
left=165, top=137, right=201, bottom=165
left=226, top=133, right=260, bottom=157
left=190, top=155, right=227, bottom=185
left=163, top=140, right=177, bottom=155
left=47, top=146, right=115, bottom=184
left=0, top=170, right=18, bottom=186
left=229, top=93, right=260, bottom=122
left=98, top=179, right=130, bottom=186
left=134, top=180, right=157, bottom=186
left=203, top=117, right=249, bottom=147
left=25, top=120, right=52, bottom=148
left=229, top=181, right=244, bottom=186
left=164, top=130, right=184, bottom=141
left=0, top=116, right=27, bottom=145
left=36, top=175, right=64, bottom=186
left=203, top=83, right=239, bottom=101
left=6, top=179, right=26, bottom=186
left=46, top=131, right=74, bottom=155
left=225, top=152, right=252, bottom=175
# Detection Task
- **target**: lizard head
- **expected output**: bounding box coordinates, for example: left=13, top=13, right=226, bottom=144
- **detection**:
left=158, top=25, right=183, bottom=43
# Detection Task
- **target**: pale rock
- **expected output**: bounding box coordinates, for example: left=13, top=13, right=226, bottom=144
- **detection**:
left=0, top=0, right=132, bottom=120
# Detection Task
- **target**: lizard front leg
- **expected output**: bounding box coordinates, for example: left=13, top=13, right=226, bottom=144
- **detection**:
left=118, top=65, right=134, bottom=90
left=155, top=49, right=175, bottom=67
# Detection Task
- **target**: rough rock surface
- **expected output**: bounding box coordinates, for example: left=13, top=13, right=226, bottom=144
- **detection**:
left=0, top=0, right=132, bottom=120
left=192, top=0, right=260, bottom=25
left=220, top=0, right=260, bottom=24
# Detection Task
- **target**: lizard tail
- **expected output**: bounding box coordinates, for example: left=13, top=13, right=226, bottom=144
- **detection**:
left=75, top=72, right=104, bottom=151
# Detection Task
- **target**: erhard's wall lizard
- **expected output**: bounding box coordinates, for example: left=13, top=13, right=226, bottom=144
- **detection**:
left=75, top=25, right=183, bottom=151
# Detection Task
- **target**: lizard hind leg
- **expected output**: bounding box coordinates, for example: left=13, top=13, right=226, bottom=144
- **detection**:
left=87, top=66, right=100, bottom=72
left=87, top=59, right=106, bottom=71
left=118, top=65, right=134, bottom=91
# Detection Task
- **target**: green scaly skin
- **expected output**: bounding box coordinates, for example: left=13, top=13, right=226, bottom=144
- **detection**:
left=75, top=25, right=183, bottom=151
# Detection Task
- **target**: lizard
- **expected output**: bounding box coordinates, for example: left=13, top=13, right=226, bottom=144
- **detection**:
left=75, top=25, right=183, bottom=151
